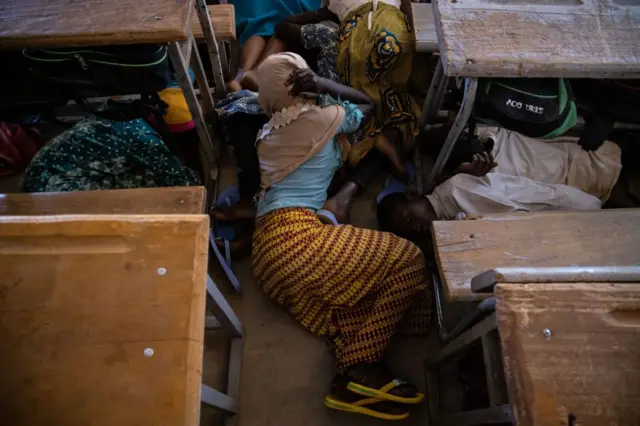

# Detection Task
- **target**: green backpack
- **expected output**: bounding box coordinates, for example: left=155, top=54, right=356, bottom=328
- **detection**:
left=475, top=78, right=577, bottom=139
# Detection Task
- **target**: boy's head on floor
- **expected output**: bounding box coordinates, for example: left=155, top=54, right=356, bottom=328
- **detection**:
left=377, top=192, right=437, bottom=239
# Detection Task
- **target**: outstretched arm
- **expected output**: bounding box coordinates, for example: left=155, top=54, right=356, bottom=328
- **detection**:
left=287, top=68, right=373, bottom=106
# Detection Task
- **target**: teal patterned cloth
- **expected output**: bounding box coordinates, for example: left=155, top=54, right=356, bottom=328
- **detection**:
left=21, top=117, right=199, bottom=193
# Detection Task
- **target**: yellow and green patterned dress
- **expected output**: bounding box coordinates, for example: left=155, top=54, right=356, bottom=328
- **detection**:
left=336, top=1, right=419, bottom=166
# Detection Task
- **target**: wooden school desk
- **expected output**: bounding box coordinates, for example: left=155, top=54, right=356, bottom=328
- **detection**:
left=416, top=0, right=640, bottom=194
left=0, top=187, right=244, bottom=426
left=426, top=266, right=640, bottom=426
left=425, top=209, right=640, bottom=426
left=0, top=0, right=236, bottom=190
left=0, top=214, right=210, bottom=426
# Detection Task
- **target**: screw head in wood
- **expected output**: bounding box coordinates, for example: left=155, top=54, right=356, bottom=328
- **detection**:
left=157, top=267, right=167, bottom=276
left=144, top=348, right=154, bottom=357
left=542, top=328, right=552, bottom=339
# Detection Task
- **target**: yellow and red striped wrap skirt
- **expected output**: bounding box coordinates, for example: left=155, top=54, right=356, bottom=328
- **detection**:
left=252, top=207, right=431, bottom=372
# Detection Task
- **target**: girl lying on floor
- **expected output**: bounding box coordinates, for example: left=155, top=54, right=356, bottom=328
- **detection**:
left=252, top=52, right=431, bottom=421
left=377, top=126, right=628, bottom=238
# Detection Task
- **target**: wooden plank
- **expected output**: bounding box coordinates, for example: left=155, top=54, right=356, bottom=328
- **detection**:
left=0, top=214, right=209, bottom=426
left=191, top=4, right=236, bottom=41
left=435, top=0, right=640, bottom=77
left=496, top=283, right=640, bottom=426
left=0, top=0, right=194, bottom=49
left=411, top=2, right=439, bottom=52
left=0, top=187, right=206, bottom=215
left=432, top=209, right=640, bottom=302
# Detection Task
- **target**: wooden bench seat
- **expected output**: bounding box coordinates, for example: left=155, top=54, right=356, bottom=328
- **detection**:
left=432, top=209, right=640, bottom=302
left=410, top=2, right=438, bottom=53
left=191, top=4, right=236, bottom=42
left=0, top=187, right=206, bottom=215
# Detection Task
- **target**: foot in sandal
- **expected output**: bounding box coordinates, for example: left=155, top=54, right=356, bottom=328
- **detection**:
left=325, top=373, right=410, bottom=420
left=343, top=362, right=424, bottom=404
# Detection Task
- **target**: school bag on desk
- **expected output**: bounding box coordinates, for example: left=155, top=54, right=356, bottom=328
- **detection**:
left=474, top=78, right=577, bottom=139
left=573, top=79, right=640, bottom=151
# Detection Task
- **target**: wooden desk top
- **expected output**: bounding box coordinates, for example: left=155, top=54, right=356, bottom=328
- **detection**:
left=0, top=0, right=194, bottom=49
left=434, top=0, right=640, bottom=78
left=496, top=283, right=640, bottom=426
left=0, top=187, right=207, bottom=215
left=432, top=209, right=640, bottom=302
left=0, top=214, right=209, bottom=426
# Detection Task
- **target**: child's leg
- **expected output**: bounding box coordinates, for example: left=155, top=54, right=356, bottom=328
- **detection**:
left=228, top=35, right=266, bottom=92
left=241, top=36, right=288, bottom=91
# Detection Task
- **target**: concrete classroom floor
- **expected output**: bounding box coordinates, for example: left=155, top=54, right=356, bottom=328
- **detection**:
left=202, top=181, right=436, bottom=426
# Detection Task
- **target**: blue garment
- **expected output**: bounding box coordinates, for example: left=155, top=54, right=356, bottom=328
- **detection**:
left=234, top=0, right=321, bottom=45
left=257, top=101, right=363, bottom=217
left=301, top=22, right=341, bottom=83
left=215, top=90, right=262, bottom=120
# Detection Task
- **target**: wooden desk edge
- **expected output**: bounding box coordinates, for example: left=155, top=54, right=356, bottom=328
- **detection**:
left=0, top=186, right=207, bottom=215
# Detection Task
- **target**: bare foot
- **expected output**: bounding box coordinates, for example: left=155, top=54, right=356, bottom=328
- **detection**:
left=322, top=181, right=359, bottom=224
left=241, top=70, right=259, bottom=92
left=227, top=79, right=243, bottom=93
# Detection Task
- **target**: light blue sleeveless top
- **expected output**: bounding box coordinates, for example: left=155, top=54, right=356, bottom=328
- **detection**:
left=256, top=101, right=363, bottom=217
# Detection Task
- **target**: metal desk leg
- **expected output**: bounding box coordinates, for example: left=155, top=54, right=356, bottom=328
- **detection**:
left=425, top=312, right=512, bottom=426
left=413, top=145, right=424, bottom=194
left=424, top=77, right=478, bottom=194
left=168, top=41, right=218, bottom=187
left=417, top=57, right=447, bottom=194
left=195, top=0, right=226, bottom=96
left=432, top=268, right=496, bottom=344
left=206, top=275, right=244, bottom=338
left=203, top=274, right=244, bottom=426
left=420, top=56, right=448, bottom=129
left=189, top=36, right=221, bottom=184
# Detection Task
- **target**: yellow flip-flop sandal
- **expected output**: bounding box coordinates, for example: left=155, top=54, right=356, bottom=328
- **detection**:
left=324, top=395, right=410, bottom=421
left=347, top=379, right=425, bottom=404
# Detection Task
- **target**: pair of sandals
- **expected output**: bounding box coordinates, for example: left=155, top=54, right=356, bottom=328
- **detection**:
left=324, top=365, right=424, bottom=420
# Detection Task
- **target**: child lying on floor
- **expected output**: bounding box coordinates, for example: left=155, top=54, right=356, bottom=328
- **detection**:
left=377, top=126, right=628, bottom=237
